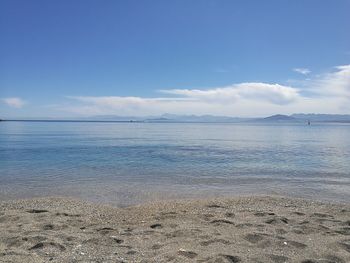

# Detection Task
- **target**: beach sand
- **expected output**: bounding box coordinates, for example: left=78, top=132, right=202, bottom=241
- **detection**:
left=0, top=196, right=349, bottom=263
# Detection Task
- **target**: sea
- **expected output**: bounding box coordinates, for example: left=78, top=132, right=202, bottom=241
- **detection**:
left=1, top=121, right=349, bottom=206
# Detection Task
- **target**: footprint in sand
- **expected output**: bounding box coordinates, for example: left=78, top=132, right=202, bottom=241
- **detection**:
left=42, top=224, right=54, bottom=230
left=150, top=223, right=162, bottom=229
left=112, top=237, right=124, bottom=244
left=210, top=219, right=235, bottom=225
left=177, top=249, right=197, bottom=259
left=225, top=212, right=235, bottom=218
left=6, top=235, right=47, bottom=248
left=202, top=213, right=215, bottom=221
left=244, top=233, right=265, bottom=244
left=311, top=213, right=334, bottom=219
left=335, top=227, right=350, bottom=235
left=199, top=254, right=241, bottom=263
left=199, top=238, right=230, bottom=246
left=220, top=255, right=241, bottom=263
left=268, top=254, right=289, bottom=263
left=275, top=228, right=288, bottom=235
left=83, top=237, right=125, bottom=248
left=120, top=227, right=133, bottom=236
left=343, top=220, right=350, bottom=226
left=281, top=240, right=307, bottom=249
left=244, top=233, right=272, bottom=249
left=96, top=227, right=114, bottom=235
left=151, top=244, right=163, bottom=250
left=325, top=255, right=346, bottom=263
left=42, top=223, right=68, bottom=231
left=207, top=204, right=226, bottom=209
left=27, top=209, right=48, bottom=214
left=339, top=239, right=350, bottom=252
left=29, top=242, right=66, bottom=252
left=4, top=237, right=26, bottom=248
left=292, top=224, right=322, bottom=235
left=254, top=211, right=275, bottom=217
left=97, top=227, right=114, bottom=231
left=265, top=216, right=289, bottom=225
left=236, top=223, right=254, bottom=229
left=302, top=254, right=345, bottom=263
left=55, top=212, right=81, bottom=217
left=291, top=211, right=306, bottom=216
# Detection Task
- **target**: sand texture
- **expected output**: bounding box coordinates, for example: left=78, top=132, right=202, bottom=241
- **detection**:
left=0, top=196, right=349, bottom=263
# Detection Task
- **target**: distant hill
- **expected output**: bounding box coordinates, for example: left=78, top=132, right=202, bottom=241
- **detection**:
left=88, top=114, right=247, bottom=123
left=258, top=114, right=350, bottom=123
left=145, top=117, right=171, bottom=122
left=3, top=113, right=350, bottom=123
left=292, top=114, right=350, bottom=123
left=87, top=115, right=145, bottom=121
left=261, top=114, right=296, bottom=122
left=153, top=114, right=245, bottom=123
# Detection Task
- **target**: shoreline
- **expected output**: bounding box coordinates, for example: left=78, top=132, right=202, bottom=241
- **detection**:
left=1, top=195, right=349, bottom=262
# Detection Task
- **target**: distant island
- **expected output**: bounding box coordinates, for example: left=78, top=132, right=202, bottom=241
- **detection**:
left=120, top=113, right=350, bottom=123
left=1, top=113, right=350, bottom=123
left=261, top=114, right=297, bottom=122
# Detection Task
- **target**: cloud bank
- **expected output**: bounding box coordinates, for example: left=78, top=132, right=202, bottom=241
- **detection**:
left=64, top=83, right=301, bottom=117
left=49, top=64, right=350, bottom=117
left=312, top=65, right=350, bottom=99
left=161, top=83, right=300, bottom=105
left=2, top=65, right=348, bottom=118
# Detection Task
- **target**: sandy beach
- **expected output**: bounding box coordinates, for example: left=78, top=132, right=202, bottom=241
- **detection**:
left=0, top=196, right=349, bottom=263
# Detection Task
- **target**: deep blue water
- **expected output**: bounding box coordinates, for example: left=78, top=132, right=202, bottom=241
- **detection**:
left=1, top=121, right=350, bottom=206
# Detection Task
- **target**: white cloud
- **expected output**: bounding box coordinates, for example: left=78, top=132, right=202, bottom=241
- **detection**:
left=64, top=96, right=202, bottom=116
left=162, top=83, right=300, bottom=105
left=335, top=65, right=350, bottom=94
left=1, top=97, right=25, bottom=108
left=293, top=68, right=311, bottom=75
left=314, top=65, right=350, bottom=98
left=58, top=64, right=350, bottom=117
left=64, top=83, right=301, bottom=117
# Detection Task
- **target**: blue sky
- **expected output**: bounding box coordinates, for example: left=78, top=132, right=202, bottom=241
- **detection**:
left=1, top=0, right=349, bottom=118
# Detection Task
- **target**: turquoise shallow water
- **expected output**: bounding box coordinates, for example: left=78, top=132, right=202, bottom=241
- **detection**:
left=0, top=121, right=350, bottom=206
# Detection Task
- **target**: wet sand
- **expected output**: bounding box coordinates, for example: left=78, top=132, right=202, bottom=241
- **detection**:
left=0, top=196, right=349, bottom=262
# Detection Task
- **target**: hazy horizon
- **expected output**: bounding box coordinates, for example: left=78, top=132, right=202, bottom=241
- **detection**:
left=2, top=112, right=350, bottom=122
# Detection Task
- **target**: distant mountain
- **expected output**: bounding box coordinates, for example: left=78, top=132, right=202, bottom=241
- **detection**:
left=152, top=114, right=246, bottom=122
left=87, top=115, right=145, bottom=121
left=3, top=113, right=350, bottom=123
left=145, top=117, right=171, bottom=122
left=89, top=114, right=247, bottom=123
left=261, top=114, right=296, bottom=121
left=258, top=114, right=350, bottom=123
left=292, top=114, right=350, bottom=123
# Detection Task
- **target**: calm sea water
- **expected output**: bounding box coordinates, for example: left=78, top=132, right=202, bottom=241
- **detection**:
left=1, top=121, right=350, bottom=206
